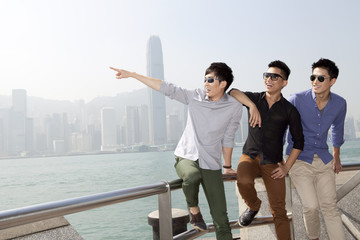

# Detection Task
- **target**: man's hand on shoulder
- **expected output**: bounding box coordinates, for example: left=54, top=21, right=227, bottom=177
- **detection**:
left=249, top=104, right=261, bottom=128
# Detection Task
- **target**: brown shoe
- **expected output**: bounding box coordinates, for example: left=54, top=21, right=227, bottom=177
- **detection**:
left=189, top=211, right=207, bottom=231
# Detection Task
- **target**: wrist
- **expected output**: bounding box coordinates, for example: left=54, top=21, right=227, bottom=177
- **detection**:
left=223, top=165, right=231, bottom=169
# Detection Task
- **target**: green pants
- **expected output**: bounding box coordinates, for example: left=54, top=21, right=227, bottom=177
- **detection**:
left=174, top=156, right=232, bottom=240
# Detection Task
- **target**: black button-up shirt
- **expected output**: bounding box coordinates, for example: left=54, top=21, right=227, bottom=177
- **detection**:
left=241, top=91, right=304, bottom=165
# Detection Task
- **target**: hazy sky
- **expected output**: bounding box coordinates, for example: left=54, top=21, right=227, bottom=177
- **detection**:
left=1, top=0, right=359, bottom=117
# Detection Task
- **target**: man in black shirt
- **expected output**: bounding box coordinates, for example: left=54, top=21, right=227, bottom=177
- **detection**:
left=230, top=60, right=304, bottom=240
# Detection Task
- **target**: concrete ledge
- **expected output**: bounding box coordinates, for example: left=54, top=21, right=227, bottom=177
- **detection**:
left=0, top=217, right=83, bottom=240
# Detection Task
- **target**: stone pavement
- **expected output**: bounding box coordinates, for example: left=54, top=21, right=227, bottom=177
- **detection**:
left=0, top=217, right=83, bottom=240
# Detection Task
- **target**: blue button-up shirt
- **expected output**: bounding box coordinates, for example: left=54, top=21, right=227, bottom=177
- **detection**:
left=286, top=89, right=346, bottom=164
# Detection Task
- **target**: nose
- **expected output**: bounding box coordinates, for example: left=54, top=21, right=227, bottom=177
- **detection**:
left=264, top=77, right=272, bottom=82
left=312, top=77, right=319, bottom=83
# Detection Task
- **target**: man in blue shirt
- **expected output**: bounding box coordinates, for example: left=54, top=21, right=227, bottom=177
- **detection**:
left=286, top=58, right=346, bottom=240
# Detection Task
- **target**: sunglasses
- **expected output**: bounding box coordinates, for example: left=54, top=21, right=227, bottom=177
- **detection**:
left=204, top=77, right=218, bottom=83
left=263, top=72, right=285, bottom=81
left=310, top=75, right=328, bottom=82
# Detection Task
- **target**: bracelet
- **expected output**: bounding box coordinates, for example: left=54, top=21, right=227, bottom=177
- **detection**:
left=223, top=165, right=231, bottom=169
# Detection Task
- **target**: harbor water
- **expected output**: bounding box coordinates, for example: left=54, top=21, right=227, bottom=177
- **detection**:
left=1, top=140, right=360, bottom=239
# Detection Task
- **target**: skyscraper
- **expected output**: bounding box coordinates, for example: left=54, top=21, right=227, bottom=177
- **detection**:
left=125, top=105, right=139, bottom=146
left=0, top=109, right=10, bottom=154
left=146, top=35, right=167, bottom=145
left=10, top=89, right=27, bottom=153
left=125, top=104, right=150, bottom=146
left=138, top=104, right=150, bottom=145
left=101, top=107, right=118, bottom=151
left=166, top=114, right=181, bottom=144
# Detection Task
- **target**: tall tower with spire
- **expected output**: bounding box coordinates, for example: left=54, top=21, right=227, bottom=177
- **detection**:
left=146, top=35, right=167, bottom=145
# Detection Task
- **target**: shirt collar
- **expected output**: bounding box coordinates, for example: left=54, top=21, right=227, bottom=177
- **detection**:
left=260, top=92, right=284, bottom=101
left=311, top=89, right=332, bottom=101
left=204, top=92, right=227, bottom=102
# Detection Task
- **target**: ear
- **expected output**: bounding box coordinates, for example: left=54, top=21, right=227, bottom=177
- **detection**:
left=220, top=80, right=227, bottom=89
left=330, top=77, right=337, bottom=87
left=282, top=80, right=288, bottom=88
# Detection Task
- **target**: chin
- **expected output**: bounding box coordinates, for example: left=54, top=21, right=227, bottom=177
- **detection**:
left=312, top=88, right=321, bottom=93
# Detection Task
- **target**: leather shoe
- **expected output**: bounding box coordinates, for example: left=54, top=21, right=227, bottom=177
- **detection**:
left=189, top=211, right=207, bottom=231
left=238, top=208, right=258, bottom=226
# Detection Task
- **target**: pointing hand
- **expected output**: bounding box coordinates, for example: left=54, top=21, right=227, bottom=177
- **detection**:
left=109, top=67, right=132, bottom=79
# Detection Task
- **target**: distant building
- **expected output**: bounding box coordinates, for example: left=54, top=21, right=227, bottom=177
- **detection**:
left=10, top=89, right=27, bottom=154
left=345, top=116, right=356, bottom=140
left=146, top=35, right=167, bottom=145
left=70, top=132, right=92, bottom=153
left=125, top=105, right=139, bottom=146
left=53, top=139, right=65, bottom=154
left=166, top=114, right=181, bottom=144
left=101, top=107, right=118, bottom=151
left=138, top=104, right=150, bottom=145
left=124, top=104, right=150, bottom=146
left=0, top=109, right=10, bottom=155
left=26, top=118, right=34, bottom=154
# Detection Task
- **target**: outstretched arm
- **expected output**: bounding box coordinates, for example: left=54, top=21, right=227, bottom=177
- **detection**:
left=110, top=67, right=162, bottom=91
left=229, top=89, right=261, bottom=128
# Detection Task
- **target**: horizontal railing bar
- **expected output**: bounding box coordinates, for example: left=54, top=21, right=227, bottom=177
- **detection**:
left=342, top=162, right=360, bottom=171
left=220, top=163, right=359, bottom=182
left=0, top=182, right=167, bottom=230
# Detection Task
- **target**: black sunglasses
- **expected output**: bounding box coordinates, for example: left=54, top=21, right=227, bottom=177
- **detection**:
left=204, top=77, right=217, bottom=83
left=310, top=75, right=328, bottom=82
left=263, top=72, right=285, bottom=81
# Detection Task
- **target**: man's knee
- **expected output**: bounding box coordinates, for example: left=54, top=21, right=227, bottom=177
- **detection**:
left=303, top=204, right=319, bottom=217
left=182, top=171, right=201, bottom=186
left=237, top=174, right=254, bottom=189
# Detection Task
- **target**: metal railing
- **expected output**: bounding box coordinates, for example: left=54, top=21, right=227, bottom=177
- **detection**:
left=1, top=163, right=359, bottom=239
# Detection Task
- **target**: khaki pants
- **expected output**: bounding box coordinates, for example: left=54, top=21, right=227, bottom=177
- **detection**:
left=289, top=155, right=345, bottom=240
left=237, top=154, right=290, bottom=240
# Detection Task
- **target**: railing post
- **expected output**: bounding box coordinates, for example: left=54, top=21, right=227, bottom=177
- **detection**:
left=158, top=180, right=172, bottom=240
left=336, top=170, right=360, bottom=202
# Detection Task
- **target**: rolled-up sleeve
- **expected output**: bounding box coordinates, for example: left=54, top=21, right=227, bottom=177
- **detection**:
left=289, top=106, right=304, bottom=151
left=159, top=81, right=193, bottom=105
left=222, top=105, right=242, bottom=148
left=331, top=100, right=346, bottom=148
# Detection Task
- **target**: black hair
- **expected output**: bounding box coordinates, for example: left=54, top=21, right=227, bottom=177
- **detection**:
left=312, top=58, right=339, bottom=79
left=205, top=62, right=234, bottom=92
left=268, top=60, right=291, bottom=80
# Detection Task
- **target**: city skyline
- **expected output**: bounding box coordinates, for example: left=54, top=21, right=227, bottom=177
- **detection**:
left=0, top=85, right=359, bottom=157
